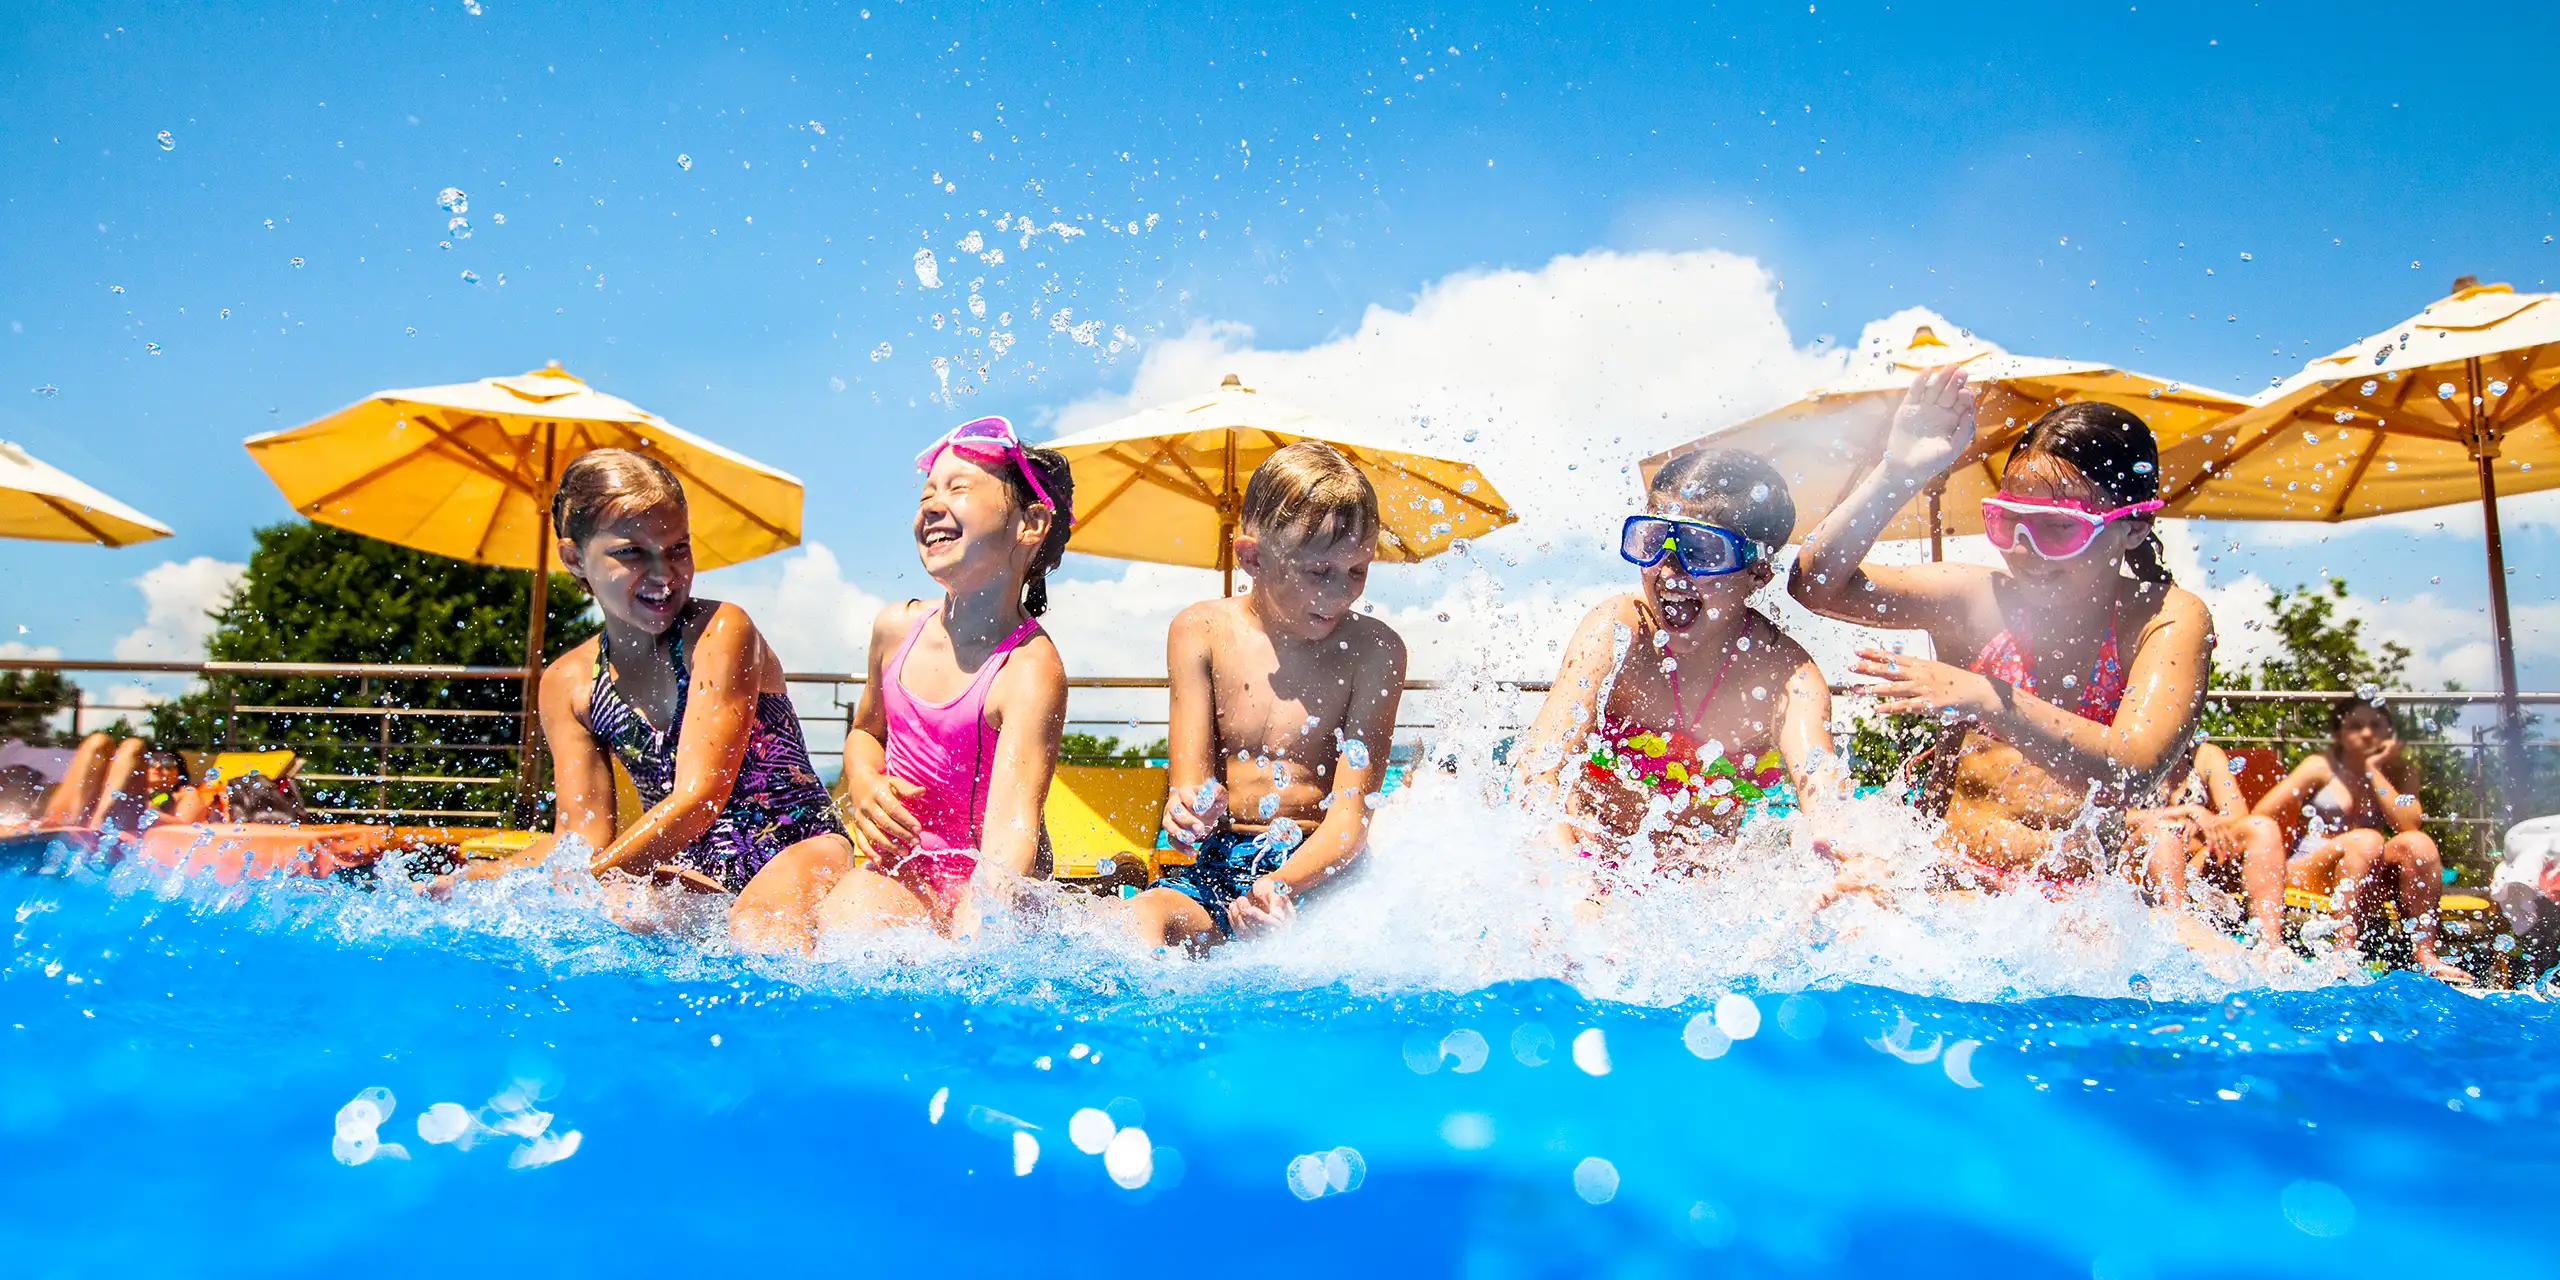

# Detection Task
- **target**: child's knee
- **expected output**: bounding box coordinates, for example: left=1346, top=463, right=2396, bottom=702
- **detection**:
left=2385, top=831, right=2440, bottom=868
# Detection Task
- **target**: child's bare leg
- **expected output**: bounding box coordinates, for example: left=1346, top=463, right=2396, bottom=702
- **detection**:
left=89, top=737, right=150, bottom=829
left=815, top=864, right=937, bottom=936
left=2382, top=831, right=2468, bottom=980
left=1126, top=886, right=1221, bottom=953
left=40, top=733, right=115, bottom=827
left=2325, top=830, right=2389, bottom=954
left=2235, top=816, right=2289, bottom=945
left=731, top=833, right=856, bottom=955
left=2126, top=813, right=2192, bottom=909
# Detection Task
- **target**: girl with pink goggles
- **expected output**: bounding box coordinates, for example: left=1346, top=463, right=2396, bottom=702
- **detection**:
left=1978, top=494, right=2164, bottom=560
left=914, top=415, right=1062, bottom=517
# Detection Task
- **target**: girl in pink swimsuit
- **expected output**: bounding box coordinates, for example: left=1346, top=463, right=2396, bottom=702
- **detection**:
left=1791, top=368, right=2217, bottom=903
left=821, top=417, right=1074, bottom=938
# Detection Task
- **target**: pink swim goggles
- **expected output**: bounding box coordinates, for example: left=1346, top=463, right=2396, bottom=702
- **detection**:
left=1979, top=493, right=2164, bottom=560
left=915, top=415, right=1058, bottom=515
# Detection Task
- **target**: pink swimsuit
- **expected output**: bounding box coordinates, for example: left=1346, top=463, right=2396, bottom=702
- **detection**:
left=879, top=603, right=1041, bottom=912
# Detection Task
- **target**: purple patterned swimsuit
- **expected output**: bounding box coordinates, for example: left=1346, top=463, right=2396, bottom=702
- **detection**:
left=582, top=601, right=845, bottom=891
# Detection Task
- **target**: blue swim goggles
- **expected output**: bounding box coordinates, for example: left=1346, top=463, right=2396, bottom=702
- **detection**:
left=1619, top=515, right=1763, bottom=577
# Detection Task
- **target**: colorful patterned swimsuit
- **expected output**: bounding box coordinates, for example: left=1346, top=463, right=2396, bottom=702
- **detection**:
left=583, top=601, right=846, bottom=891
left=1583, top=649, right=1788, bottom=827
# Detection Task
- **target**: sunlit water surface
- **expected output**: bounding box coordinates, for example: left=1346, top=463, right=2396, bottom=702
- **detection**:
left=4, top=775, right=2554, bottom=1278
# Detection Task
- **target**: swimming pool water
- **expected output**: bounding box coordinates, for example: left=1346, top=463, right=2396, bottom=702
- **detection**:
left=4, top=832, right=2555, bottom=1278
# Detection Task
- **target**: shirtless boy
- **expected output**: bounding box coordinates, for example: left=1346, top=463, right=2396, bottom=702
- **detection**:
left=1126, top=442, right=1408, bottom=951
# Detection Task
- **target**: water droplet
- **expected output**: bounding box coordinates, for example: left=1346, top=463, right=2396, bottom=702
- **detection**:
left=870, top=342, right=892, bottom=362
left=436, top=187, right=467, bottom=214
left=2133, top=460, right=2155, bottom=473
left=2438, top=382, right=2456, bottom=399
left=1573, top=1157, right=1620, bottom=1204
left=808, top=119, right=826, bottom=135
left=448, top=216, right=470, bottom=238
left=2385, top=460, right=2398, bottom=471
left=1461, top=428, right=1478, bottom=442
left=2238, top=251, right=2253, bottom=261
left=2489, top=379, right=2510, bottom=396
left=459, top=270, right=480, bottom=284
left=1435, top=612, right=1451, bottom=623
left=143, top=341, right=161, bottom=355
left=676, top=153, right=693, bottom=171
left=912, top=248, right=942, bottom=288
left=827, top=375, right=845, bottom=392
left=31, top=384, right=58, bottom=397
left=1749, top=482, right=1771, bottom=502
left=2360, top=379, right=2379, bottom=396
left=1341, top=738, right=1371, bottom=770
left=155, top=130, right=175, bottom=151
left=2354, top=682, right=2382, bottom=703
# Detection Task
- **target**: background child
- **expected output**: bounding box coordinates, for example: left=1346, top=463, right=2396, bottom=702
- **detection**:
left=2257, top=699, right=2467, bottom=981
left=1516, top=449, right=1841, bottom=872
left=1130, top=441, right=1407, bottom=952
left=823, top=416, right=1071, bottom=941
left=2133, top=740, right=2289, bottom=946
left=460, top=449, right=855, bottom=950
left=37, top=734, right=199, bottom=832
left=1791, top=368, right=2214, bottom=901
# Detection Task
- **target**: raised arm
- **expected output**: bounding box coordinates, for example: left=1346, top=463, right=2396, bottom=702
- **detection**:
left=973, top=636, right=1068, bottom=880
left=1514, top=598, right=1637, bottom=808
left=590, top=605, right=763, bottom=876
left=1789, top=364, right=1986, bottom=635
left=2364, top=735, right=2426, bottom=835
left=1265, top=623, right=1407, bottom=894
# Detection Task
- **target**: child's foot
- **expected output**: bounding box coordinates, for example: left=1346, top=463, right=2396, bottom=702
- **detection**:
left=2417, top=954, right=2475, bottom=985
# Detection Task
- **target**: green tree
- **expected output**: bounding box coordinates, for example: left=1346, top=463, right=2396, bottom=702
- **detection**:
left=1060, top=733, right=1169, bottom=766
left=150, top=522, right=597, bottom=821
left=0, top=669, right=84, bottom=747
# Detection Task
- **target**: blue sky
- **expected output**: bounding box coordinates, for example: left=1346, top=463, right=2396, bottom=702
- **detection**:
left=4, top=0, right=2557, bottom=694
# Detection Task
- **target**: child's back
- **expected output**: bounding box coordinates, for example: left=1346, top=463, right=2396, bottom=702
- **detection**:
left=1133, top=442, right=1407, bottom=951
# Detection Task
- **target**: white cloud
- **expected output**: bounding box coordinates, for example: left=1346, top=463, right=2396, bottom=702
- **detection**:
left=112, top=556, right=244, bottom=663
left=0, top=642, right=64, bottom=661
left=694, top=542, right=886, bottom=678
left=1044, top=248, right=1856, bottom=553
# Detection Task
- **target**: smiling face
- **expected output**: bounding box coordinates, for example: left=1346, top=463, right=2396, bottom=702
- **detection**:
left=1637, top=496, right=1772, bottom=636
left=1991, top=451, right=2147, bottom=584
left=1235, top=521, right=1375, bottom=641
left=914, top=447, right=1046, bottom=594
left=561, top=501, right=695, bottom=634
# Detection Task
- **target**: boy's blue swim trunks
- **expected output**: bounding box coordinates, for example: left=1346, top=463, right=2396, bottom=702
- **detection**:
left=1155, top=829, right=1288, bottom=937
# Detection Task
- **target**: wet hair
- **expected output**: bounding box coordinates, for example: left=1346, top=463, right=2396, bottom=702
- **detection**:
left=551, top=448, right=687, bottom=550
left=1239, top=441, right=1382, bottom=553
left=2005, top=401, right=2170, bottom=584
left=1647, top=448, right=1796, bottom=553
left=984, top=444, right=1075, bottom=617
left=0, top=764, right=48, bottom=819
left=225, top=773, right=309, bottom=825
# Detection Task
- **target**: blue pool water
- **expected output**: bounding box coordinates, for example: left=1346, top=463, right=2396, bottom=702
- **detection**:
left=4, top=802, right=2555, bottom=1278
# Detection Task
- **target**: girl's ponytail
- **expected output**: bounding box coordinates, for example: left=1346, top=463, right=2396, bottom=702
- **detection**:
left=2128, top=529, right=2173, bottom=584
left=1000, top=445, right=1075, bottom=618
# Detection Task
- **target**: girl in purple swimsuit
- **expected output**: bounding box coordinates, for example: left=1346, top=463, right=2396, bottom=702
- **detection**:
left=821, top=416, right=1073, bottom=941
left=460, top=449, right=854, bottom=951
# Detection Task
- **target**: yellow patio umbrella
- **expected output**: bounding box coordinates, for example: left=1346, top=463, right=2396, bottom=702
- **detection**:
left=1641, top=324, right=2249, bottom=558
left=1047, top=373, right=1516, bottom=594
left=0, top=438, right=172, bottom=547
left=2159, top=277, right=2560, bottom=770
left=243, top=363, right=805, bottom=809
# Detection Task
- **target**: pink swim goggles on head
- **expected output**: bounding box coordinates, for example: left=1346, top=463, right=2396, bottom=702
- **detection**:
left=915, top=415, right=1058, bottom=514
left=1979, top=493, right=2164, bottom=560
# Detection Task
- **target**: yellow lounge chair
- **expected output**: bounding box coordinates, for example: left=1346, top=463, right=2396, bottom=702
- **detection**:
left=1044, top=764, right=1168, bottom=893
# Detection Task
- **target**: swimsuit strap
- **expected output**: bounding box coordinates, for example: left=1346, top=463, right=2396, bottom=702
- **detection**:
left=1664, top=645, right=1741, bottom=738
left=591, top=600, right=705, bottom=740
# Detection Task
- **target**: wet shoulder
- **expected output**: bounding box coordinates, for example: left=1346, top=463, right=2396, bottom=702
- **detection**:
left=1334, top=610, right=1408, bottom=666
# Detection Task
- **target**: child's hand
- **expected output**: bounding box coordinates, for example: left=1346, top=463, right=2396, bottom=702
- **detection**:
left=1851, top=647, right=1998, bottom=721
left=1883, top=365, right=1976, bottom=476
left=1226, top=874, right=1297, bottom=937
left=849, top=774, right=927, bottom=858
left=1163, top=779, right=1228, bottom=847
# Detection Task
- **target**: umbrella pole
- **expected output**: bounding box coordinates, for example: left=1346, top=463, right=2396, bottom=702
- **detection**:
left=1220, top=435, right=1238, bottom=597
left=1925, top=479, right=1947, bottom=562
left=2475, top=438, right=2526, bottom=825
left=511, top=429, right=557, bottom=827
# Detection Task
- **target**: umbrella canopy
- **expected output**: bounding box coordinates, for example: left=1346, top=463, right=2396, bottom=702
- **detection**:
left=1641, top=325, right=2249, bottom=556
left=244, top=364, right=803, bottom=572
left=2160, top=278, right=2560, bottom=782
left=1047, top=373, right=1515, bottom=594
left=0, top=439, right=172, bottom=547
left=244, top=364, right=805, bottom=820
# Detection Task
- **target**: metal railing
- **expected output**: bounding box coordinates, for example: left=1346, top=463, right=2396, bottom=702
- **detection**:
left=5, top=658, right=2553, bottom=835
